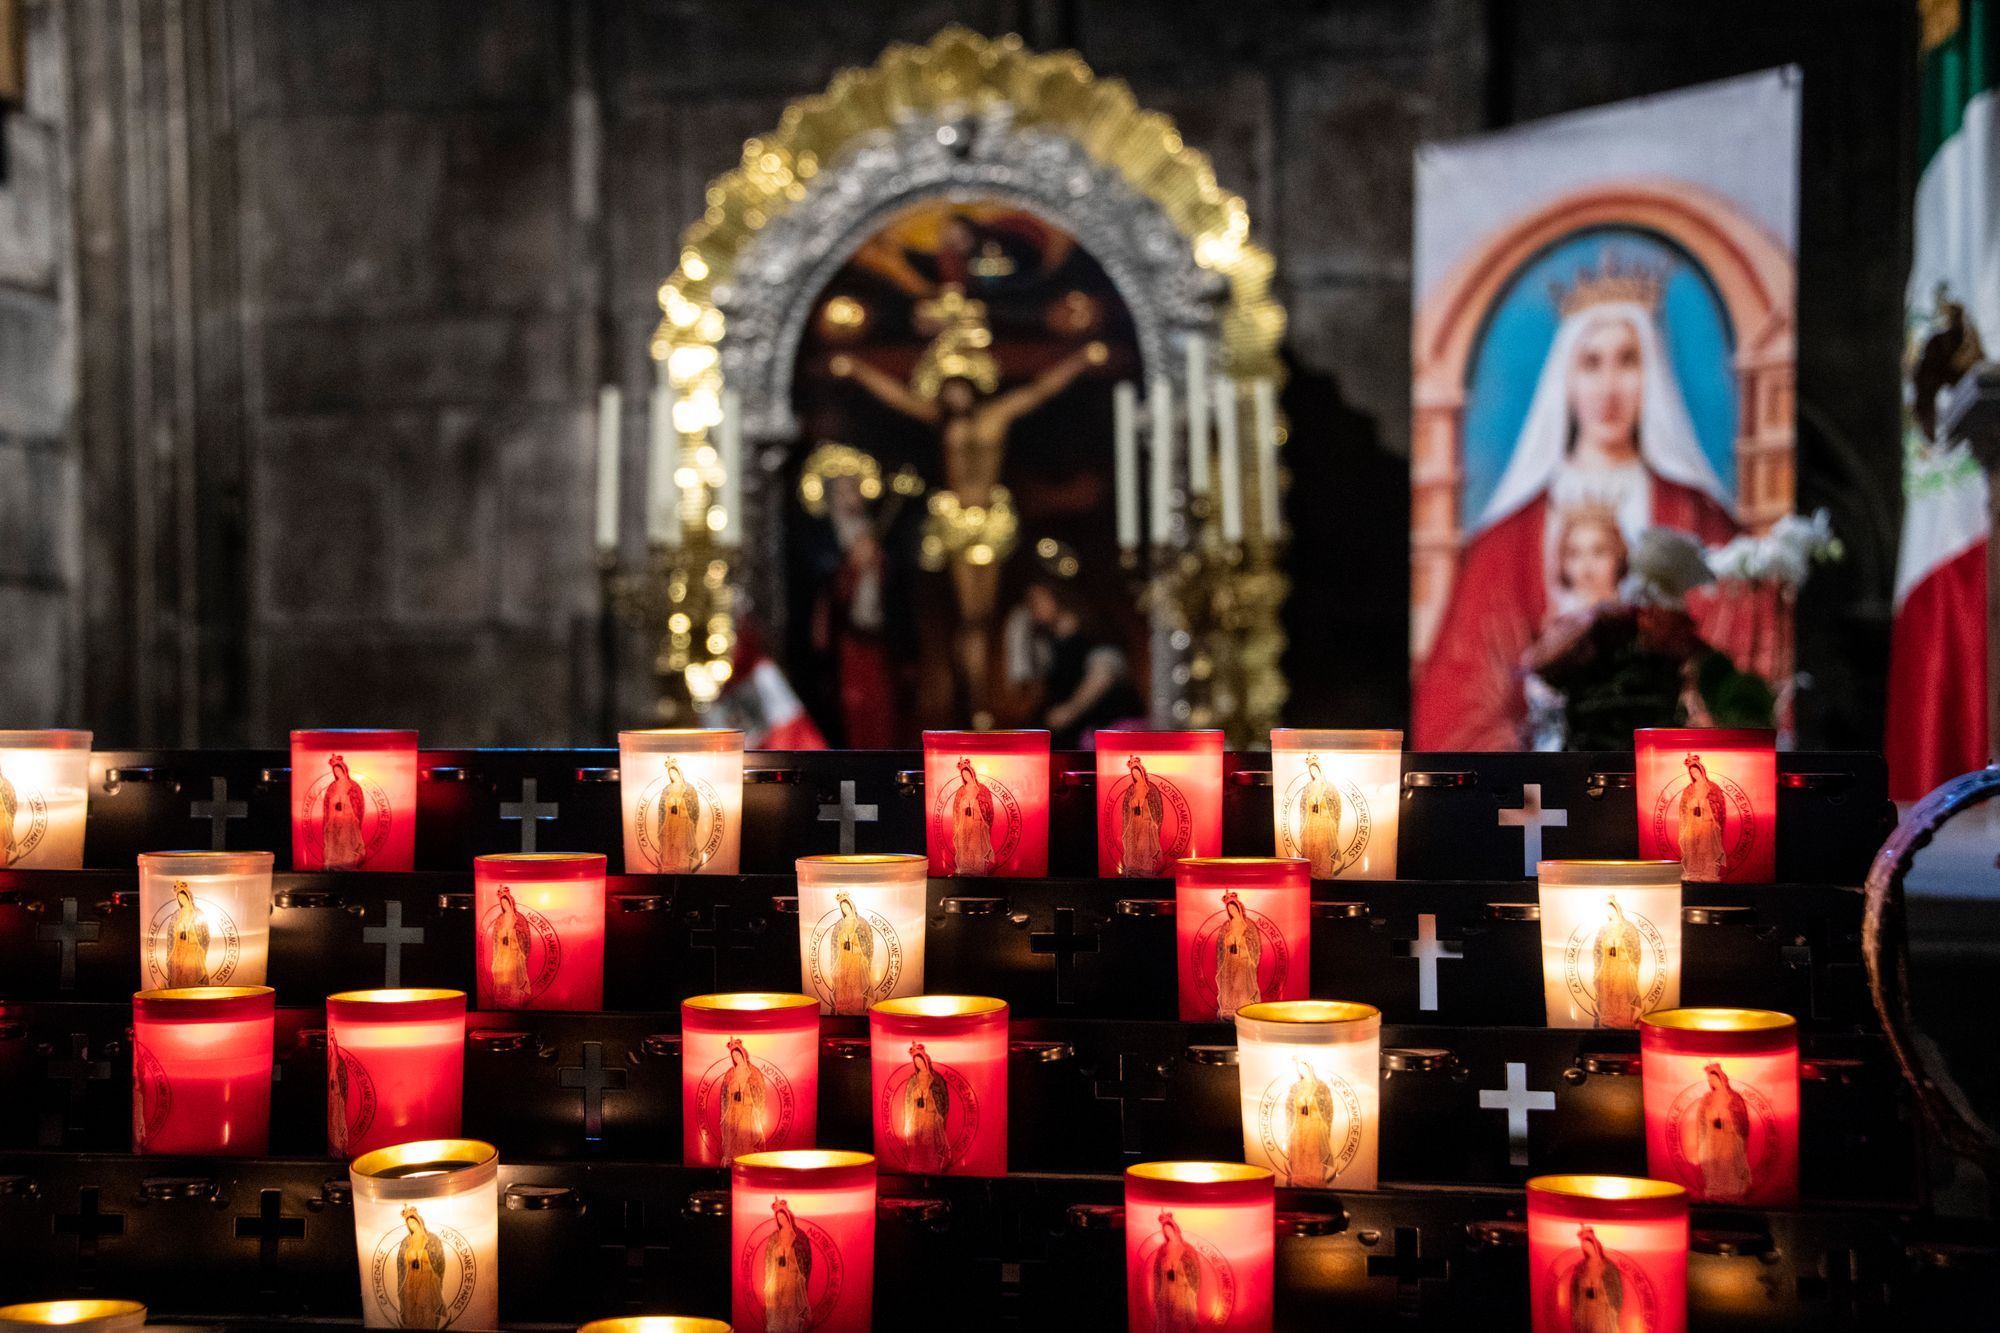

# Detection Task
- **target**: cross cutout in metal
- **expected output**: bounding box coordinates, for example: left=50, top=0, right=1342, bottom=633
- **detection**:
left=190, top=776, right=249, bottom=850
left=234, top=1187, right=307, bottom=1279
left=601, top=1198, right=675, bottom=1281
left=55, top=1186, right=125, bottom=1256
left=1366, top=1225, right=1450, bottom=1306
left=42, top=1032, right=113, bottom=1146
left=362, top=900, right=424, bottom=987
left=559, top=1040, right=627, bottom=1142
left=1091, top=1052, right=1168, bottom=1155
left=500, top=778, right=559, bottom=853
left=36, top=897, right=100, bottom=992
left=1479, top=1060, right=1556, bottom=1166
left=1397, top=913, right=1463, bottom=1012
left=688, top=903, right=762, bottom=991
left=1030, top=907, right=1100, bottom=1004
left=1498, top=783, right=1569, bottom=876
left=817, top=780, right=879, bottom=854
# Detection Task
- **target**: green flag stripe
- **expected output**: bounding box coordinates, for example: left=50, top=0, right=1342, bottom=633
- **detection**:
left=1919, top=0, right=1999, bottom=167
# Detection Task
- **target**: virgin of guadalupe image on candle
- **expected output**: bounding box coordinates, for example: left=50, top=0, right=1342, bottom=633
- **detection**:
left=760, top=1198, right=813, bottom=1333
left=1562, top=1225, right=1630, bottom=1333
left=322, top=754, right=369, bottom=870
left=1119, top=755, right=1167, bottom=877
left=1677, top=754, right=1728, bottom=880
left=1283, top=1059, right=1338, bottom=1188
left=828, top=893, right=877, bottom=1016
left=395, top=1205, right=448, bottom=1330
left=949, top=756, right=996, bottom=876
left=327, top=1032, right=351, bottom=1157
left=718, top=1037, right=769, bottom=1165
left=0, top=764, right=16, bottom=866
left=165, top=883, right=211, bottom=986
left=486, top=886, right=531, bottom=1006
left=1147, top=1210, right=1203, bottom=1331
left=1593, top=898, right=1644, bottom=1030
left=1215, top=890, right=1263, bottom=1020
left=1689, top=1061, right=1753, bottom=1200
left=655, top=760, right=705, bottom=873
left=895, top=1041, right=952, bottom=1173
left=1295, top=757, right=1343, bottom=879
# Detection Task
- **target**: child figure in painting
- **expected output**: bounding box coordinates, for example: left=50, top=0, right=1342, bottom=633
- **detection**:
left=1592, top=897, right=1643, bottom=1029
left=1213, top=890, right=1263, bottom=1020
left=655, top=760, right=704, bottom=872
left=896, top=1041, right=952, bottom=1172
left=1678, top=753, right=1728, bottom=880
left=322, top=754, right=368, bottom=870
left=396, top=1205, right=447, bottom=1330
left=166, top=882, right=210, bottom=986
left=949, top=757, right=996, bottom=875
left=718, top=1036, right=768, bottom=1165
left=829, top=892, right=876, bottom=1015
left=1120, top=755, right=1166, bottom=877
left=761, top=1198, right=813, bottom=1333
left=1694, top=1061, right=1753, bottom=1200
left=1296, top=756, right=1342, bottom=878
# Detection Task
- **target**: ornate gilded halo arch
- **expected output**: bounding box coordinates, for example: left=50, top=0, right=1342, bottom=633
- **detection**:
left=649, top=26, right=1288, bottom=735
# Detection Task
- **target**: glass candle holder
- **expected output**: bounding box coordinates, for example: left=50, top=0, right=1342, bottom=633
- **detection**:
left=473, top=853, right=607, bottom=1011
left=1634, top=727, right=1777, bottom=883
left=869, top=995, right=1009, bottom=1177
left=1538, top=861, right=1683, bottom=1030
left=797, top=854, right=928, bottom=1016
left=0, top=729, right=92, bottom=869
left=578, top=1321, right=731, bottom=1333
left=138, top=851, right=274, bottom=989
left=1095, top=730, right=1225, bottom=878
left=326, top=988, right=468, bottom=1160
left=289, top=730, right=418, bottom=872
left=349, top=1139, right=499, bottom=1331
left=0, top=1304, right=146, bottom=1333
left=731, top=1150, right=876, bottom=1333
left=131, top=986, right=274, bottom=1156
left=618, top=729, right=744, bottom=874
left=682, top=993, right=821, bottom=1167
left=1234, top=1001, right=1380, bottom=1190
left=1125, top=1162, right=1275, bottom=1333
left=1269, top=729, right=1402, bottom=880
left=1175, top=858, right=1311, bottom=1022
left=922, top=731, right=1050, bottom=877
left=1527, top=1175, right=1688, bottom=1333
left=1640, top=1008, right=1799, bottom=1207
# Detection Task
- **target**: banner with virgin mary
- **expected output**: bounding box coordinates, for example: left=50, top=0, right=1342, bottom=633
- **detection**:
left=1409, top=70, right=1800, bottom=750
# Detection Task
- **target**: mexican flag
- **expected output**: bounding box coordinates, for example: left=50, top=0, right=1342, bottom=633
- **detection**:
left=1887, top=0, right=1995, bottom=799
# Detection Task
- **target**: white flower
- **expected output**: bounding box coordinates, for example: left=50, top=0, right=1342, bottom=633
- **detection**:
left=1703, top=508, right=1842, bottom=592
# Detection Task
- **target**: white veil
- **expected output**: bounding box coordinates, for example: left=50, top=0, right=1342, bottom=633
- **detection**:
left=1473, top=300, right=1730, bottom=535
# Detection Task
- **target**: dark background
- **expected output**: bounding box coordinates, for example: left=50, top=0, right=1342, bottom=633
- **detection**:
left=0, top=0, right=1912, bottom=747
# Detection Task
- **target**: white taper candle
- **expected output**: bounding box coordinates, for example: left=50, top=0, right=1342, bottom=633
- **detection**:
left=1148, top=374, right=1175, bottom=548
left=594, top=384, right=622, bottom=553
left=1185, top=333, right=1210, bottom=496
left=646, top=381, right=680, bottom=549
left=1252, top=377, right=1282, bottom=540
left=1215, top=375, right=1244, bottom=543
left=1113, top=381, right=1139, bottom=550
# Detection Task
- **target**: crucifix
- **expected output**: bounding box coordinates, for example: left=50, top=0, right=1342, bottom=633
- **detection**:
left=361, top=900, right=424, bottom=987
left=1029, top=906, right=1100, bottom=1004
left=500, top=778, right=559, bottom=853
left=816, top=780, right=879, bottom=854
left=1400, top=913, right=1463, bottom=1012
left=1091, top=1051, right=1167, bottom=1155
left=190, top=777, right=249, bottom=850
left=1497, top=783, right=1568, bottom=876
left=1478, top=1060, right=1556, bottom=1166
left=36, top=897, right=100, bottom=992
left=559, top=1040, right=628, bottom=1142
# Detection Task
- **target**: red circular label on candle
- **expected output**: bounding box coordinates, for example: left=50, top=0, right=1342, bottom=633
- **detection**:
left=326, top=1034, right=376, bottom=1157
left=1101, top=760, right=1194, bottom=878
left=739, top=1205, right=844, bottom=1329
left=1647, top=759, right=1758, bottom=882
left=479, top=896, right=564, bottom=1007
left=131, top=1041, right=172, bottom=1150
left=695, top=1041, right=797, bottom=1164
left=1255, top=1062, right=1364, bottom=1187
left=1276, top=759, right=1373, bottom=878
left=145, top=888, right=242, bottom=988
left=1134, top=1209, right=1238, bottom=1327
left=807, top=900, right=904, bottom=1016
left=632, top=764, right=726, bottom=872
left=1663, top=1065, right=1780, bottom=1202
left=0, top=773, right=49, bottom=866
left=1561, top=895, right=1670, bottom=1029
left=1190, top=893, right=1291, bottom=1020
left=299, top=759, right=394, bottom=871
left=368, top=1206, right=478, bottom=1329
left=876, top=1042, right=980, bottom=1173
left=932, top=760, right=1022, bottom=876
left=1539, top=1227, right=1658, bottom=1330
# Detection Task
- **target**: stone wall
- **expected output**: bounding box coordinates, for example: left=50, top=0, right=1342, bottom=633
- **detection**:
left=20, top=0, right=1909, bottom=746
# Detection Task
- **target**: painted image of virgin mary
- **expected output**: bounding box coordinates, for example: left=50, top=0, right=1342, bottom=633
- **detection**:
left=1415, top=257, right=1738, bottom=750
left=1213, top=890, right=1262, bottom=1019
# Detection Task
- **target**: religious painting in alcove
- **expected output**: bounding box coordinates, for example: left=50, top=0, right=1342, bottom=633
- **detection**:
left=1411, top=69, right=1801, bottom=753
left=787, top=198, right=1142, bottom=746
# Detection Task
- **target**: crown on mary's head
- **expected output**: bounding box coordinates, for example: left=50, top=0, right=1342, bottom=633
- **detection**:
left=1550, top=248, right=1666, bottom=318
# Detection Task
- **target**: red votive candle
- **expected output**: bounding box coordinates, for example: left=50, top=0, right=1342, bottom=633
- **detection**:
left=131, top=985, right=274, bottom=1156
left=1528, top=1175, right=1688, bottom=1333
left=922, top=730, right=1050, bottom=877
left=1125, top=1161, right=1276, bottom=1332
left=1634, top=727, right=1777, bottom=883
left=1175, top=858, right=1311, bottom=1022
left=682, top=993, right=821, bottom=1167
left=1640, top=1008, right=1799, bottom=1207
left=1095, top=730, right=1225, bottom=878
left=473, top=853, right=607, bottom=1011
left=289, top=730, right=418, bottom=872
left=325, top=988, right=467, bottom=1160
left=731, top=1150, right=876, bottom=1333
left=869, top=995, right=1008, bottom=1176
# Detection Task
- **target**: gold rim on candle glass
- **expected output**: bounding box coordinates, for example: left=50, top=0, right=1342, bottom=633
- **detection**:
left=1235, top=1000, right=1379, bottom=1025
left=578, top=1320, right=733, bottom=1333
left=1126, top=1161, right=1274, bottom=1186
left=870, top=995, right=1007, bottom=1019
left=325, top=988, right=465, bottom=1006
left=0, top=1303, right=147, bottom=1327
left=682, top=992, right=819, bottom=1013
left=1527, top=1174, right=1686, bottom=1202
left=1638, top=1008, right=1796, bottom=1034
left=350, top=1138, right=498, bottom=1182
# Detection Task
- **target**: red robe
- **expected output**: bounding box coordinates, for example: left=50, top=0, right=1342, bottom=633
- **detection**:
left=1413, top=478, right=1742, bottom=750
